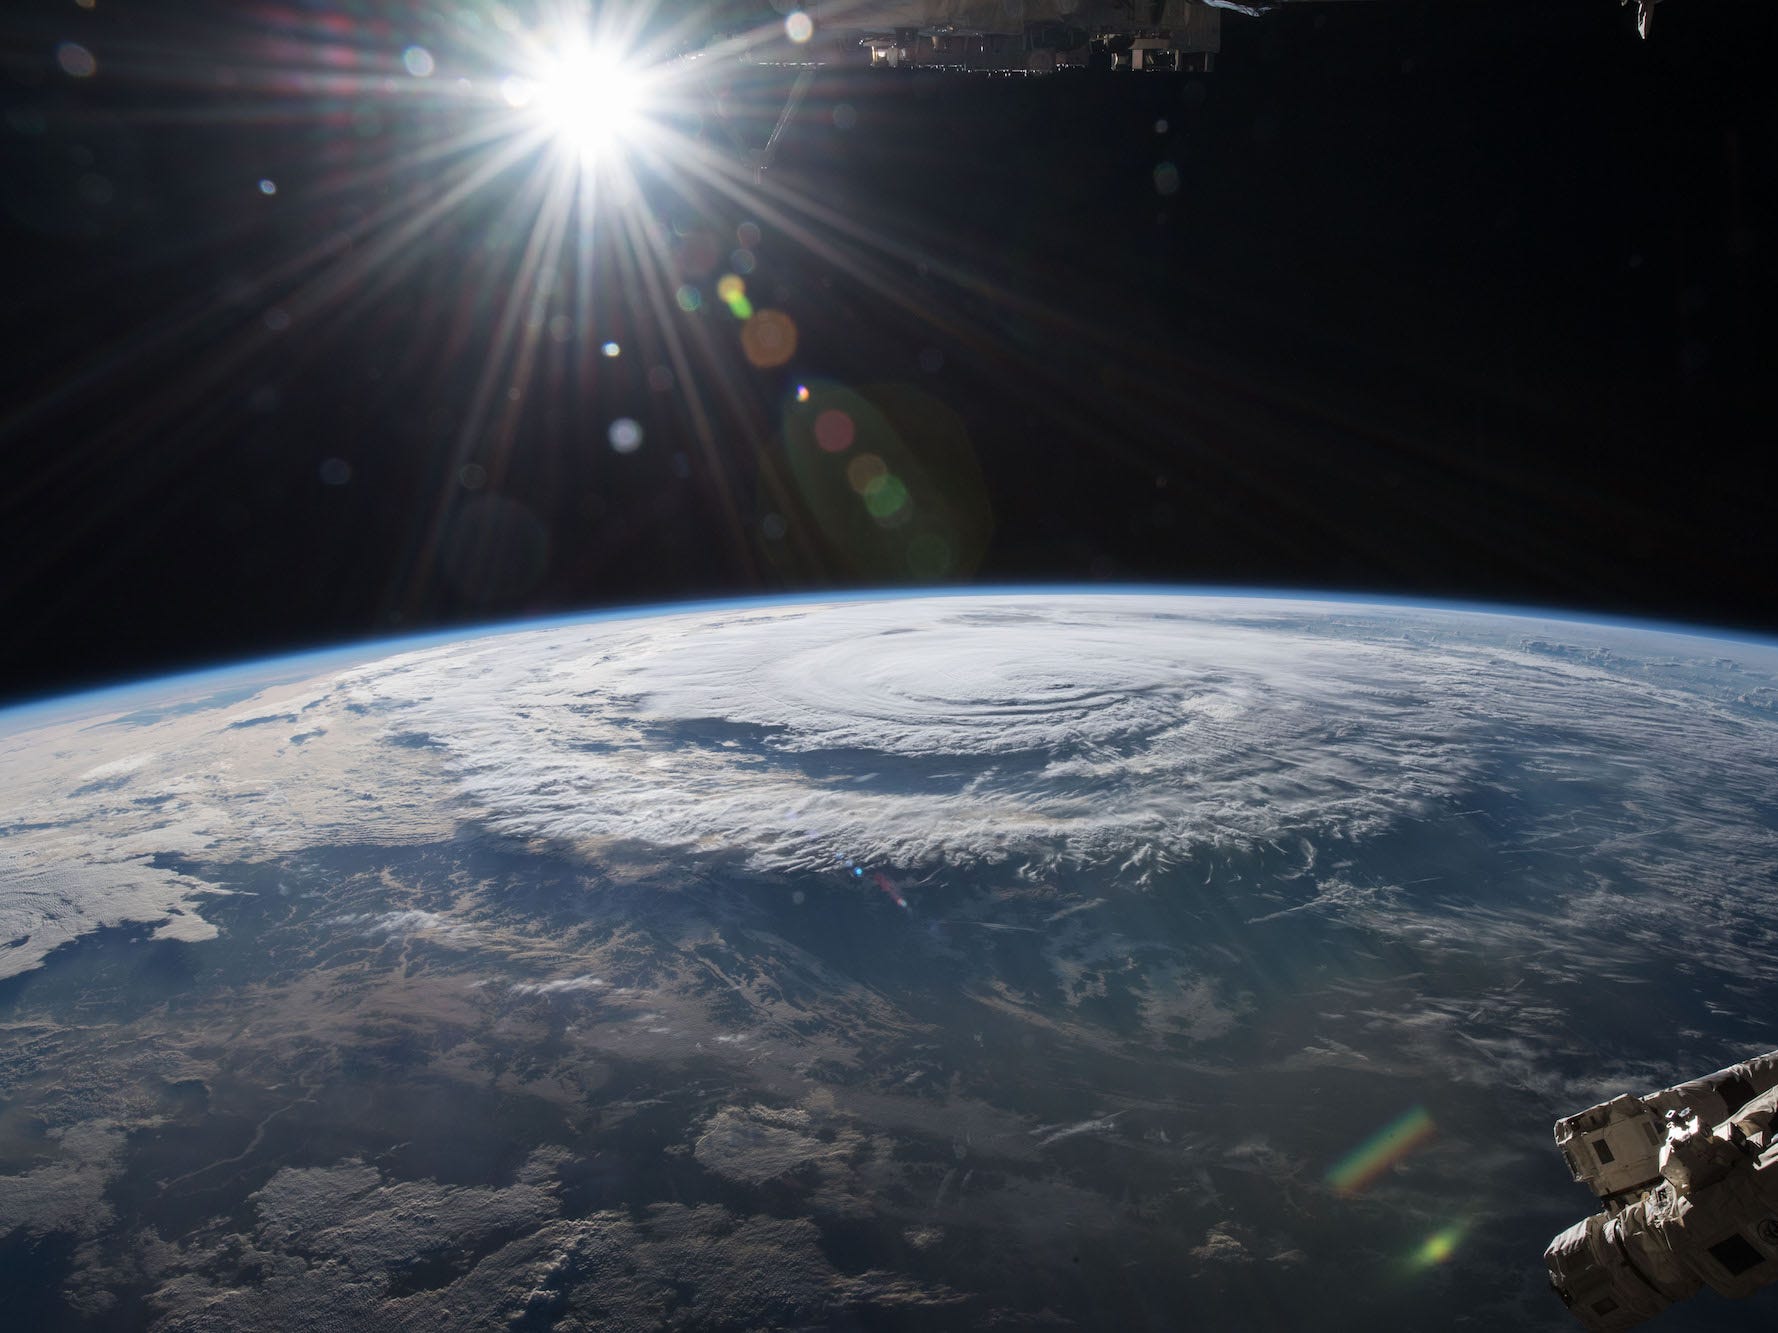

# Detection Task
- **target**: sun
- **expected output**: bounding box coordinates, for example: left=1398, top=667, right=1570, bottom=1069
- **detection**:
left=511, top=42, right=650, bottom=162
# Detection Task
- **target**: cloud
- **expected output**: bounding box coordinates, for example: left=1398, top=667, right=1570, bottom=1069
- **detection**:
left=694, top=1104, right=849, bottom=1185
left=509, top=974, right=604, bottom=996
left=337, top=597, right=1675, bottom=876
left=139, top=1155, right=958, bottom=1331
left=0, top=666, right=457, bottom=978
left=1032, top=1113, right=1123, bottom=1149
left=4, top=593, right=1778, bottom=992
left=303, top=597, right=1778, bottom=1026
left=332, top=910, right=479, bottom=945
left=0, top=846, right=218, bottom=982
left=0, top=1121, right=125, bottom=1241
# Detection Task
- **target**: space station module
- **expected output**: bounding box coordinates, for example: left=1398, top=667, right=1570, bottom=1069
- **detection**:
left=723, top=1, right=1670, bottom=77
left=1546, top=1049, right=1778, bottom=1329
left=748, top=1, right=1227, bottom=73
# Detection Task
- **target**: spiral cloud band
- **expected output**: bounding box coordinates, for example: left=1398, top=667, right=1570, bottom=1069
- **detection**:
left=6, top=593, right=1777, bottom=979
left=336, top=595, right=1778, bottom=881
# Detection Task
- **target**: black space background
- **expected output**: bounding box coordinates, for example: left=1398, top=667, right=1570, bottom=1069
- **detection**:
left=1, top=0, right=1774, bottom=706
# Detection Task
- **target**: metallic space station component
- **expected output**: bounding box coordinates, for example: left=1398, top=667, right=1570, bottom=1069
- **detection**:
left=723, top=1, right=1229, bottom=75
left=1546, top=1050, right=1778, bottom=1329
left=701, top=2, right=1680, bottom=176
left=718, top=0, right=1671, bottom=77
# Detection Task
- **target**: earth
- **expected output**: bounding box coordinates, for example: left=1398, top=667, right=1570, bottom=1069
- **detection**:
left=3, top=591, right=1777, bottom=1332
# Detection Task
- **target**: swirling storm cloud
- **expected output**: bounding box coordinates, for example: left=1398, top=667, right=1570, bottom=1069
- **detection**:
left=5, top=593, right=1778, bottom=987
left=343, top=595, right=1778, bottom=889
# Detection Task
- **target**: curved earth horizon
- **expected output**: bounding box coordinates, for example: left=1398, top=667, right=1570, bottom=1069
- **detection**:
left=3, top=590, right=1776, bottom=1330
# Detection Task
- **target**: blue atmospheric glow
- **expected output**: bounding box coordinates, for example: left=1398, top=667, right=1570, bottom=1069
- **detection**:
left=7, top=584, right=1778, bottom=728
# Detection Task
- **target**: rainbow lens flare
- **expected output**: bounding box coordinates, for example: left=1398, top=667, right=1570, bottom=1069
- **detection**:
left=1409, top=1224, right=1466, bottom=1269
left=1325, top=1106, right=1436, bottom=1195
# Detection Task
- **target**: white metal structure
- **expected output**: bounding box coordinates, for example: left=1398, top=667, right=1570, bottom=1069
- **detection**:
left=1546, top=1051, right=1778, bottom=1329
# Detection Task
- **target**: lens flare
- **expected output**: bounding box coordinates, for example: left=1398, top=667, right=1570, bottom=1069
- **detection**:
left=814, top=409, right=855, bottom=452
left=1409, top=1224, right=1466, bottom=1269
left=846, top=453, right=886, bottom=493
left=741, top=309, right=798, bottom=368
left=24, top=0, right=1050, bottom=604
left=608, top=418, right=644, bottom=453
left=529, top=44, right=648, bottom=161
left=1325, top=1106, right=1436, bottom=1195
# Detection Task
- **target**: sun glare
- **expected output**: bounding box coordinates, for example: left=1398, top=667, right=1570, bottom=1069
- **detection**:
left=527, top=44, right=649, bottom=161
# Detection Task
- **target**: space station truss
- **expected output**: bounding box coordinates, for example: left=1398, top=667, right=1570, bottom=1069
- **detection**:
left=738, top=0, right=1227, bottom=74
